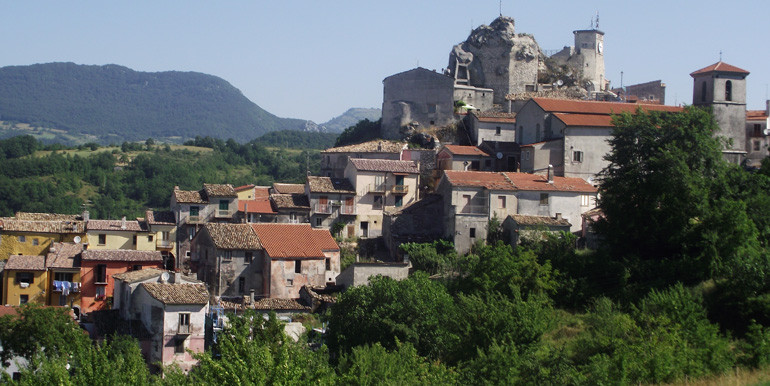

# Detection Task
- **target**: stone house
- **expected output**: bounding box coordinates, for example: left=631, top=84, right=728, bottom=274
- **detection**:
left=321, top=140, right=406, bottom=179
left=502, top=214, right=572, bottom=245
left=191, top=223, right=262, bottom=298
left=478, top=141, right=521, bottom=173
left=306, top=176, right=356, bottom=233
left=515, top=98, right=682, bottom=181
left=468, top=111, right=517, bottom=146
left=133, top=282, right=209, bottom=373
left=250, top=224, right=339, bottom=299
left=437, top=145, right=493, bottom=172
left=79, top=249, right=163, bottom=314
left=746, top=101, right=770, bottom=167
left=382, top=194, right=445, bottom=260
left=344, top=158, right=420, bottom=238
left=0, top=212, right=86, bottom=261
left=269, top=193, right=310, bottom=224
left=336, top=262, right=410, bottom=289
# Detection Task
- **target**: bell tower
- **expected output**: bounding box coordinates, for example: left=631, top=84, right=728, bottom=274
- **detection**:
left=691, top=61, right=749, bottom=163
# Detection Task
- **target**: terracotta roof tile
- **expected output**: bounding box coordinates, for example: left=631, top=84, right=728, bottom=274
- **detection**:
left=46, top=242, right=84, bottom=269
left=322, top=140, right=406, bottom=154
left=307, top=176, right=355, bottom=194
left=251, top=224, right=338, bottom=259
left=690, top=61, right=750, bottom=77
left=254, top=187, right=271, bottom=199
left=0, top=306, right=18, bottom=317
left=532, top=98, right=683, bottom=115
left=553, top=113, right=615, bottom=127
left=145, top=210, right=175, bottom=225
left=747, top=110, right=768, bottom=120
left=82, top=249, right=163, bottom=262
left=442, top=171, right=516, bottom=190
left=203, top=183, right=237, bottom=197
left=238, top=198, right=276, bottom=214
left=270, top=194, right=310, bottom=210
left=234, top=184, right=255, bottom=192
left=141, top=283, right=209, bottom=305
left=173, top=189, right=206, bottom=204
left=503, top=172, right=597, bottom=193
left=15, top=212, right=83, bottom=221
left=472, top=111, right=517, bottom=123
left=349, top=158, right=419, bottom=174
left=311, top=229, right=341, bottom=251
left=112, top=268, right=166, bottom=283
left=509, top=214, right=571, bottom=227
left=441, top=145, right=492, bottom=156
left=253, top=297, right=310, bottom=311
left=272, top=183, right=306, bottom=194
left=0, top=218, right=85, bottom=234
left=5, top=255, right=46, bottom=271
left=87, top=219, right=144, bottom=232
left=203, top=223, right=261, bottom=250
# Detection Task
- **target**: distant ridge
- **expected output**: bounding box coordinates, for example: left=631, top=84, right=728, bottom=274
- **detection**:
left=319, top=107, right=381, bottom=133
left=0, top=62, right=309, bottom=143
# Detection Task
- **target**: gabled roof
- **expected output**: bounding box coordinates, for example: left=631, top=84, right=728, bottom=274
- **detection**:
left=509, top=214, right=571, bottom=227
left=503, top=172, right=597, bottom=193
left=173, top=189, right=206, bottom=204
left=141, top=283, right=209, bottom=305
left=5, top=255, right=46, bottom=271
left=82, top=249, right=163, bottom=262
left=15, top=212, right=83, bottom=221
left=747, top=110, right=769, bottom=120
left=270, top=194, right=310, bottom=210
left=203, top=223, right=261, bottom=250
left=46, top=242, right=84, bottom=269
left=307, top=176, right=355, bottom=194
left=112, top=268, right=166, bottom=283
left=203, top=183, right=237, bottom=198
left=87, top=219, right=144, bottom=232
left=322, top=140, right=406, bottom=154
left=253, top=298, right=310, bottom=311
left=441, top=145, right=492, bottom=157
left=442, top=170, right=516, bottom=190
left=238, top=198, right=276, bottom=214
left=553, top=113, right=615, bottom=128
left=690, top=61, right=749, bottom=77
left=349, top=158, right=420, bottom=174
left=234, top=184, right=255, bottom=192
left=254, top=186, right=271, bottom=199
left=0, top=218, right=85, bottom=234
left=472, top=111, right=517, bottom=123
left=530, top=98, right=683, bottom=115
left=145, top=210, right=175, bottom=225
left=251, top=224, right=339, bottom=259
left=272, top=183, right=306, bottom=194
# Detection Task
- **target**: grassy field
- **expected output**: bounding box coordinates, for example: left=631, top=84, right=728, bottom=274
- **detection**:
left=661, top=366, right=770, bottom=386
left=32, top=144, right=214, bottom=158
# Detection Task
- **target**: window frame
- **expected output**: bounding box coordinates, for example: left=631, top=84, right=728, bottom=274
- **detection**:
left=98, top=234, right=106, bottom=245
left=295, top=260, right=302, bottom=274
left=539, top=193, right=549, bottom=206
left=573, top=150, right=584, bottom=163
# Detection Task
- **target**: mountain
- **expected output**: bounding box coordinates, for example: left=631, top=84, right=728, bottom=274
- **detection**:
left=0, top=62, right=309, bottom=143
left=319, top=107, right=381, bottom=133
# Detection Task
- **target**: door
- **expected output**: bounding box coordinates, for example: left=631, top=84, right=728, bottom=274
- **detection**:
left=361, top=221, right=369, bottom=238
left=347, top=224, right=355, bottom=238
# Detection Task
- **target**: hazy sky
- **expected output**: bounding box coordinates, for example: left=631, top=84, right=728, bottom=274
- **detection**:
left=2, top=1, right=768, bottom=123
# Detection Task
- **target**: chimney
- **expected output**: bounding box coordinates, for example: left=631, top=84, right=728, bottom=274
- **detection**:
left=507, top=100, right=512, bottom=113
left=547, top=164, right=554, bottom=183
left=555, top=213, right=563, bottom=221
left=82, top=210, right=90, bottom=222
left=174, top=185, right=180, bottom=191
left=120, top=216, right=127, bottom=230
left=250, top=289, right=256, bottom=304
left=174, top=272, right=181, bottom=283
left=378, top=141, right=383, bottom=151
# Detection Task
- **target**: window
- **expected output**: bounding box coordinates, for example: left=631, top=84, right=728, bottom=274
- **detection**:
left=17, top=236, right=25, bottom=243
left=222, top=250, right=232, bottom=261
left=54, top=272, right=74, bottom=282
left=219, top=200, right=229, bottom=211
left=326, top=258, right=331, bottom=271
left=19, top=295, right=28, bottom=305
left=581, top=195, right=591, bottom=207
left=540, top=193, right=549, bottom=206
left=186, top=251, right=191, bottom=257
left=98, top=234, right=106, bottom=245
left=395, top=195, right=403, bottom=207
left=238, top=277, right=245, bottom=294
left=95, top=286, right=106, bottom=299
left=315, top=217, right=323, bottom=226
left=132, top=265, right=142, bottom=271
left=498, top=196, right=506, bottom=209
left=725, top=80, right=732, bottom=101
left=175, top=338, right=185, bottom=354
left=132, top=235, right=137, bottom=245
left=295, top=260, right=302, bottom=274
left=373, top=195, right=383, bottom=210
left=95, top=264, right=107, bottom=283
left=245, top=252, right=252, bottom=264
left=573, top=150, right=584, bottom=163
left=189, top=206, right=199, bottom=216
left=495, top=126, right=501, bottom=135
left=470, top=160, right=480, bottom=170
left=289, top=212, right=297, bottom=223
left=32, top=238, right=39, bottom=246
left=361, top=221, right=369, bottom=238
left=754, top=141, right=761, bottom=151
left=754, top=124, right=762, bottom=136
left=427, top=103, right=437, bottom=113
left=701, top=81, right=707, bottom=102
left=16, top=272, right=33, bottom=285
left=286, top=278, right=294, bottom=286
left=162, top=231, right=170, bottom=241
left=179, top=313, right=190, bottom=328
left=469, top=228, right=476, bottom=238
left=374, top=175, right=385, bottom=190
left=148, top=235, right=154, bottom=242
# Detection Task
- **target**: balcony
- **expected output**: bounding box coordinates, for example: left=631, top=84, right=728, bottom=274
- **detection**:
left=177, top=325, right=191, bottom=335
left=339, top=205, right=356, bottom=215
left=156, top=239, right=173, bottom=249
left=368, top=184, right=386, bottom=193
left=52, top=281, right=80, bottom=293
left=186, top=215, right=202, bottom=224
left=215, top=209, right=234, bottom=218
left=391, top=185, right=408, bottom=194
left=315, top=203, right=332, bottom=214
left=459, top=204, right=488, bottom=215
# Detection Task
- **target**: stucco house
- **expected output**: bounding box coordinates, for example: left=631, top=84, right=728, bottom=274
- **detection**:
left=745, top=101, right=770, bottom=167
left=79, top=249, right=163, bottom=314
left=306, top=176, right=356, bottom=233
left=191, top=223, right=262, bottom=298
left=320, top=140, right=406, bottom=179
left=2, top=255, right=47, bottom=306
left=437, top=145, right=493, bottom=172
left=0, top=212, right=86, bottom=261
left=468, top=111, right=517, bottom=146
left=236, top=186, right=276, bottom=223
left=46, top=242, right=84, bottom=311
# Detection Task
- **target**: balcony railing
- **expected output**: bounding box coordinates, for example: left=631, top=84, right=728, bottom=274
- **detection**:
left=459, top=204, right=488, bottom=215
left=178, top=325, right=191, bottom=335
left=156, top=239, right=173, bottom=249
left=52, top=281, right=80, bottom=293
left=215, top=209, right=234, bottom=218
left=186, top=215, right=202, bottom=224
left=339, top=205, right=356, bottom=215
left=391, top=185, right=408, bottom=194
left=368, top=184, right=386, bottom=193
left=315, top=203, right=332, bottom=214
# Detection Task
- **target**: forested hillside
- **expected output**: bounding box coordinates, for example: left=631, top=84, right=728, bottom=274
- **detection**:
left=0, top=63, right=308, bottom=143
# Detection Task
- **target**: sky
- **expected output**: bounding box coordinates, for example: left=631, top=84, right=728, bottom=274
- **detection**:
left=2, top=1, right=769, bottom=123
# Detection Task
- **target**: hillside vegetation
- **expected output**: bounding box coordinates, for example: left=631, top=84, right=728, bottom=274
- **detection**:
left=0, top=62, right=308, bottom=143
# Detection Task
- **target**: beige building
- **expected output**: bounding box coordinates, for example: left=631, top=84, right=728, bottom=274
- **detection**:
left=321, top=140, right=406, bottom=178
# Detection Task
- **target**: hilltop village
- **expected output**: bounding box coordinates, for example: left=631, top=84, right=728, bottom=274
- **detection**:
left=1, top=15, right=770, bottom=382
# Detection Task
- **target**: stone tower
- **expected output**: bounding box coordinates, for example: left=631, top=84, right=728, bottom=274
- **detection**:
left=690, top=61, right=749, bottom=163
left=572, top=29, right=606, bottom=93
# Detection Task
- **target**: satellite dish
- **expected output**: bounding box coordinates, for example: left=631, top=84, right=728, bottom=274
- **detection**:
left=496, top=152, right=503, bottom=159
left=764, top=128, right=770, bottom=136
left=74, top=236, right=82, bottom=243
left=556, top=79, right=564, bottom=86
left=160, top=272, right=170, bottom=283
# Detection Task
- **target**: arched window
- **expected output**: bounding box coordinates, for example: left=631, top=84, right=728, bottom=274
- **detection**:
left=701, top=81, right=707, bottom=102
left=725, top=80, right=733, bottom=101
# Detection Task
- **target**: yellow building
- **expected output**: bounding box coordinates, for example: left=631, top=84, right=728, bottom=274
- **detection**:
left=46, top=242, right=84, bottom=310
left=3, top=255, right=48, bottom=305
left=143, top=211, right=177, bottom=270
left=0, top=212, right=86, bottom=260
left=235, top=184, right=256, bottom=201
left=86, top=218, right=148, bottom=251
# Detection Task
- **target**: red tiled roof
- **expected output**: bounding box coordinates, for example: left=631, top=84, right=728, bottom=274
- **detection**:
left=510, top=214, right=571, bottom=227
left=442, top=171, right=516, bottom=190
left=311, top=229, right=340, bottom=251
left=235, top=184, right=255, bottom=192
left=349, top=158, right=419, bottom=174
left=46, top=242, right=84, bottom=269
left=504, top=172, right=597, bottom=193
left=87, top=219, right=144, bottom=232
left=251, top=223, right=339, bottom=259
left=254, top=187, right=270, bottom=199
left=442, top=145, right=492, bottom=157
left=270, top=194, right=310, bottom=210
left=0, top=306, right=18, bottom=318
left=141, top=283, right=209, bottom=305
left=82, top=249, right=163, bottom=262
left=307, top=176, right=356, bottom=194
left=690, top=61, right=749, bottom=77
left=747, top=110, right=768, bottom=120
left=238, top=198, right=276, bottom=214
left=532, top=98, right=683, bottom=115
left=272, top=183, right=306, bottom=194
left=553, top=113, right=615, bottom=127
left=203, top=223, right=261, bottom=250
left=253, top=298, right=310, bottom=311
left=203, top=183, right=237, bottom=197
left=5, top=255, right=46, bottom=271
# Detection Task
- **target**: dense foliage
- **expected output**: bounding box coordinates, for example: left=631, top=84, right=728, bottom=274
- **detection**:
left=0, top=62, right=307, bottom=143
left=252, top=130, right=338, bottom=150
left=334, top=118, right=382, bottom=147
